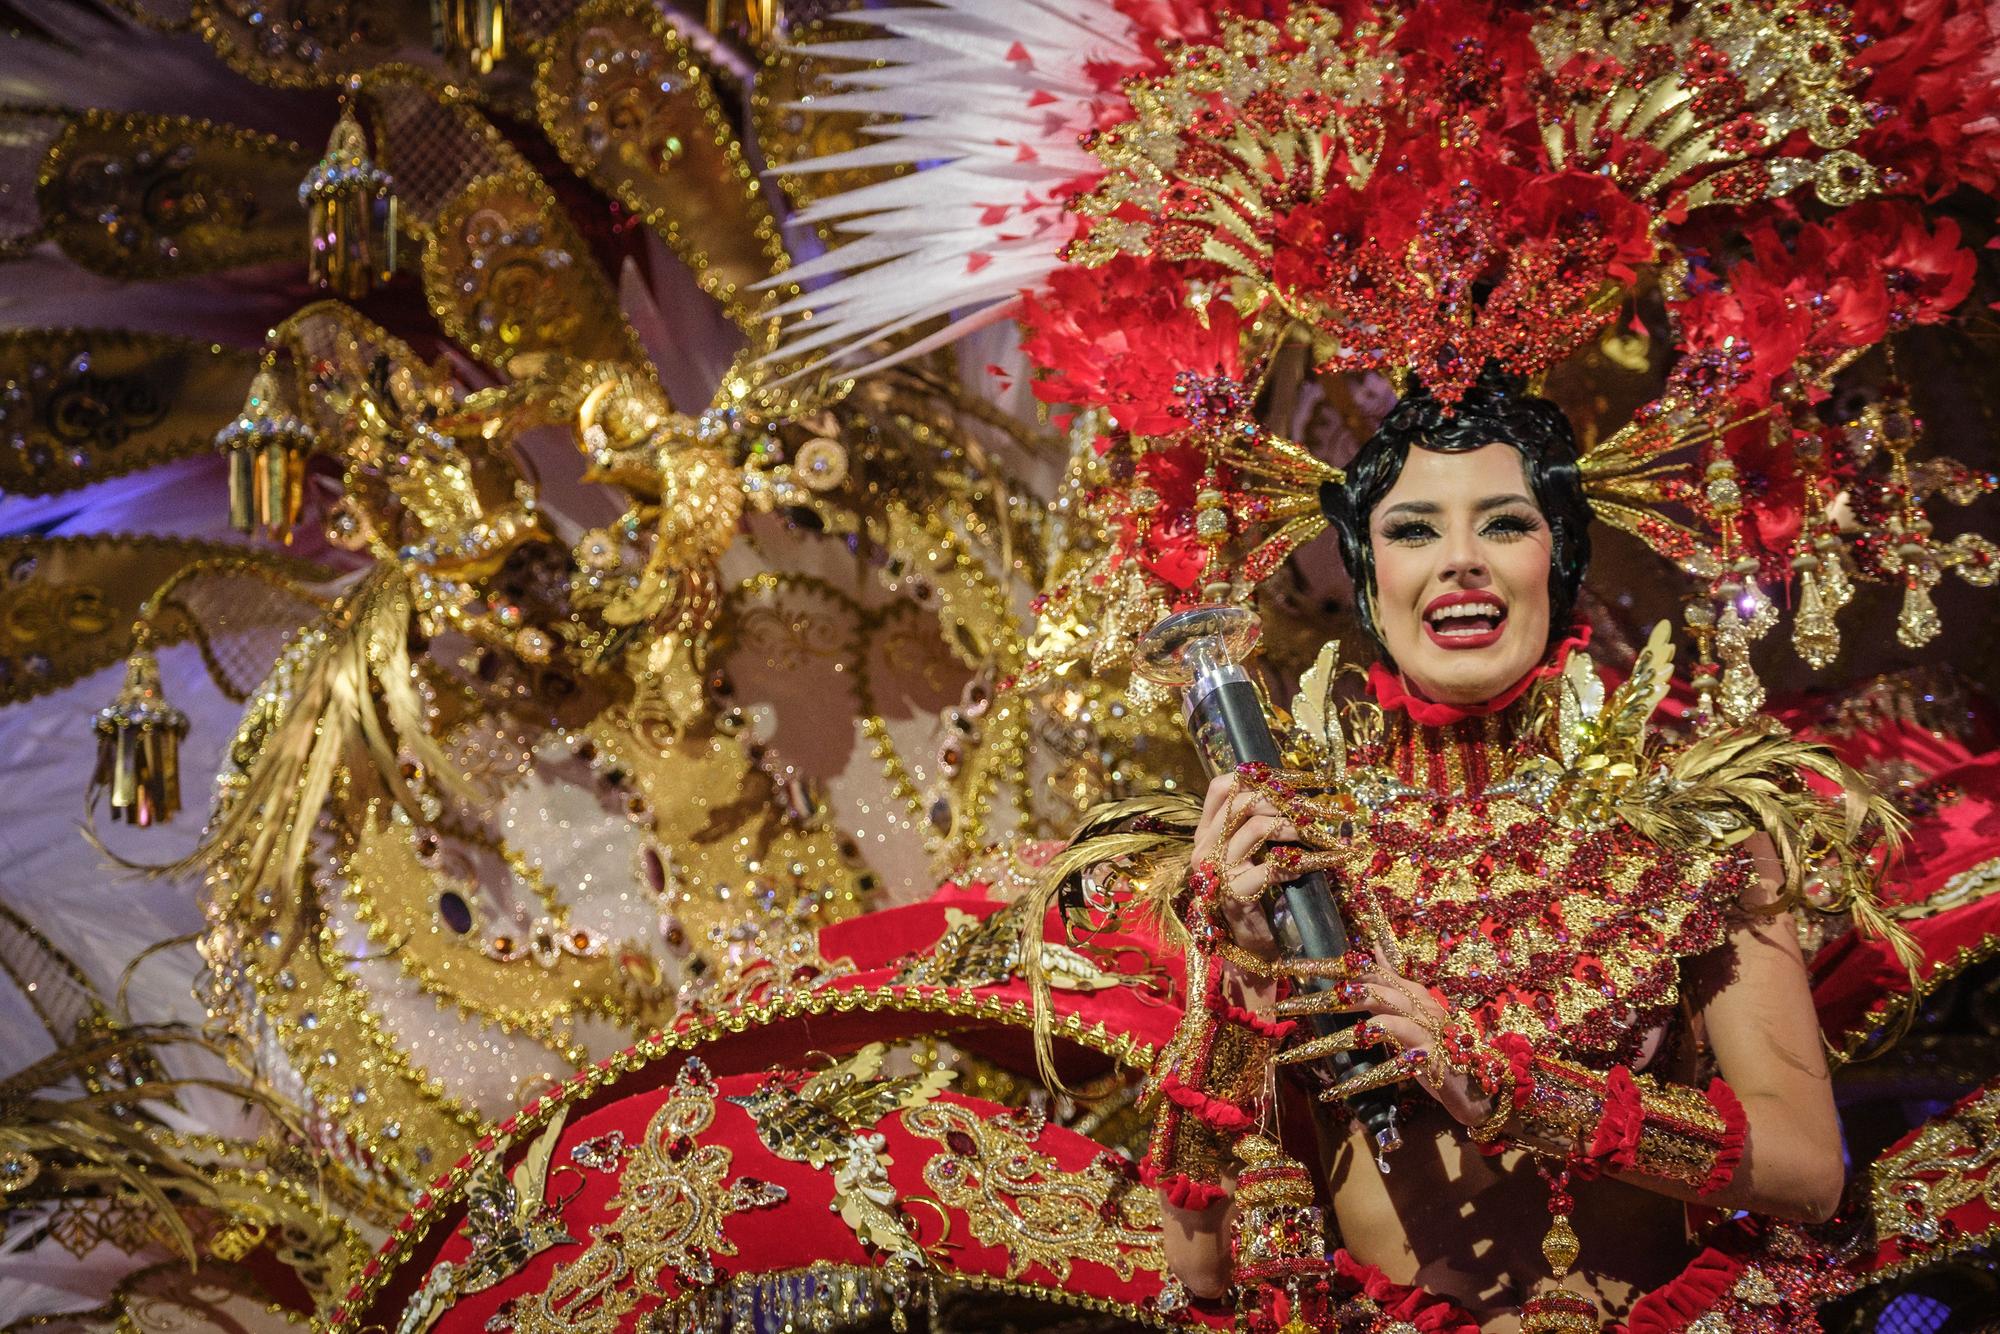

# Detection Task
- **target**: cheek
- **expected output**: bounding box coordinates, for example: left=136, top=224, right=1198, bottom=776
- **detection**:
left=1501, top=537, right=1555, bottom=619
left=1368, top=539, right=1424, bottom=606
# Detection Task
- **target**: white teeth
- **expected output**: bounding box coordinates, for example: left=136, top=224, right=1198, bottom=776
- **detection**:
left=1427, top=602, right=1505, bottom=622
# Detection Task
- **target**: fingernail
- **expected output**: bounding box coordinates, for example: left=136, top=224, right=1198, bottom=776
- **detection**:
left=1338, top=981, right=1367, bottom=1002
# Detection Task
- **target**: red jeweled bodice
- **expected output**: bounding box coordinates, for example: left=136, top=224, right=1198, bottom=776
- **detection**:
left=1313, top=665, right=1751, bottom=1068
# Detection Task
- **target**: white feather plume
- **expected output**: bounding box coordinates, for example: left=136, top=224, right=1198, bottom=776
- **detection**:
left=762, top=0, right=1143, bottom=377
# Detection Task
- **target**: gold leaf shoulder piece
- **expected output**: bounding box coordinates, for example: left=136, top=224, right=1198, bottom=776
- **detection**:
left=1619, top=718, right=1915, bottom=979
left=1289, top=639, right=1346, bottom=776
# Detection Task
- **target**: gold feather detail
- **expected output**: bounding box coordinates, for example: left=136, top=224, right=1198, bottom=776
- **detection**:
left=1024, top=792, right=1202, bottom=1091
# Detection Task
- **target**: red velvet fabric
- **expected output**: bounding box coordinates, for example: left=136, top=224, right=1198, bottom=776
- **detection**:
left=1854, top=1076, right=2000, bottom=1282
left=407, top=1078, right=1234, bottom=1333
left=1622, top=1247, right=1745, bottom=1334
left=1812, top=749, right=2000, bottom=1046
left=1328, top=1251, right=1484, bottom=1334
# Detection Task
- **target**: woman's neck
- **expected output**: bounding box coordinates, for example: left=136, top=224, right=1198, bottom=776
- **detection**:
left=1359, top=626, right=1590, bottom=794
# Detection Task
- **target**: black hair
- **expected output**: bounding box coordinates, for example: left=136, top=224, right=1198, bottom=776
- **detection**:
left=1318, top=364, right=1593, bottom=656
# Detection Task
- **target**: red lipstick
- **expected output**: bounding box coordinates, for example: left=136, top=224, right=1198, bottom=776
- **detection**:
left=1421, top=590, right=1508, bottom=651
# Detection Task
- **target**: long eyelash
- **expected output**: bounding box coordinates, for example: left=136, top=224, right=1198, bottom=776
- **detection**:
left=1484, top=514, right=1540, bottom=537
left=1384, top=521, right=1436, bottom=543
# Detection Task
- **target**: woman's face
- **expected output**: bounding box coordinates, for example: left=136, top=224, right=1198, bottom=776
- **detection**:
left=1367, top=443, right=1554, bottom=705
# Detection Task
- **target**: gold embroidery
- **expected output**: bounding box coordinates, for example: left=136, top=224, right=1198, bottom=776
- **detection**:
left=893, top=902, right=1122, bottom=993
left=903, top=1101, right=1163, bottom=1283
left=513, top=1059, right=786, bottom=1334
left=730, top=1044, right=954, bottom=1261
left=1869, top=1083, right=2000, bottom=1251
left=400, top=1112, right=575, bottom=1334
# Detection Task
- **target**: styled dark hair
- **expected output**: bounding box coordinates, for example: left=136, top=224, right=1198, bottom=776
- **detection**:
left=1318, top=365, right=1593, bottom=655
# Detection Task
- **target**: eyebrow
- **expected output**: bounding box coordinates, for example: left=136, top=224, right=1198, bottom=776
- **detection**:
left=1377, top=494, right=1537, bottom=521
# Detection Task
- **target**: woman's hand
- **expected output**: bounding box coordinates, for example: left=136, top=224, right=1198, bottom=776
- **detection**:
left=1280, top=952, right=1498, bottom=1129
left=1190, top=773, right=1304, bottom=963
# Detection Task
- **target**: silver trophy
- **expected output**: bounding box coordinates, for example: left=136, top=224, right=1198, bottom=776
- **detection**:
left=1136, top=605, right=1402, bottom=1163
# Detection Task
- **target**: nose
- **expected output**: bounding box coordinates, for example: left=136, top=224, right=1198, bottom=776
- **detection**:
left=1438, top=521, right=1490, bottom=584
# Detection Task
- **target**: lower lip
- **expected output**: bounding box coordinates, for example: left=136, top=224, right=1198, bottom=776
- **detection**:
left=1424, top=618, right=1506, bottom=650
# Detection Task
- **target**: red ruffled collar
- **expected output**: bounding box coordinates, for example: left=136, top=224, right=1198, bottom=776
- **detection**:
left=1367, top=623, right=1593, bottom=727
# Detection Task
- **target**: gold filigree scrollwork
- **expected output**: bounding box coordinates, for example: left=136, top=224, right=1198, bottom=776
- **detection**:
left=422, top=171, right=646, bottom=370
left=511, top=1059, right=787, bottom=1334
left=36, top=110, right=309, bottom=279
left=0, top=331, right=260, bottom=495
left=730, top=1045, right=954, bottom=1261
left=1867, top=1083, right=2000, bottom=1273
left=891, top=903, right=1122, bottom=994
left=399, top=1113, right=578, bottom=1334
left=338, top=805, right=649, bottom=1041
left=903, top=1101, right=1164, bottom=1283
left=191, top=0, right=436, bottom=92
left=535, top=0, right=794, bottom=329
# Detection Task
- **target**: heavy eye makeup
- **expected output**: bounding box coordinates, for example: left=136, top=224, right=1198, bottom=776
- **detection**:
left=1377, top=511, right=1544, bottom=545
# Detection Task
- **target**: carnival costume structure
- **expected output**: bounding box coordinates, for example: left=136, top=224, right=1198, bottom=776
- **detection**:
left=0, top=2, right=1998, bottom=1333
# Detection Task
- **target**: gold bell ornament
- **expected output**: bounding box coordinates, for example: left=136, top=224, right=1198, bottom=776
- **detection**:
left=299, top=109, right=398, bottom=299
left=1228, top=1135, right=1337, bottom=1334
left=92, top=640, right=187, bottom=827
left=218, top=366, right=317, bottom=539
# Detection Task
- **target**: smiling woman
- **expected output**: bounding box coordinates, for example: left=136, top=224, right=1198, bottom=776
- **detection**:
left=1320, top=365, right=1594, bottom=707
left=1146, top=364, right=1884, bottom=1331
left=1366, top=447, right=1555, bottom=703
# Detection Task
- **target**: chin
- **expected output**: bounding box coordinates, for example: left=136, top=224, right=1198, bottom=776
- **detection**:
left=1407, top=655, right=1523, bottom=704
left=1395, top=629, right=1545, bottom=705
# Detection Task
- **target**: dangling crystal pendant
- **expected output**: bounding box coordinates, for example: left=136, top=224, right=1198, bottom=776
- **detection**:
left=1791, top=563, right=1840, bottom=670
left=1815, top=534, right=1853, bottom=611
left=1717, top=655, right=1765, bottom=726
left=216, top=367, right=318, bottom=539
left=1897, top=577, right=1942, bottom=648
left=299, top=110, right=398, bottom=299
left=92, top=648, right=188, bottom=827
left=707, top=0, right=784, bottom=46
left=1540, top=1210, right=1579, bottom=1275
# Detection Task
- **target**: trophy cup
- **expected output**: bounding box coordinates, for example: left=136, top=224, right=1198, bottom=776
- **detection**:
left=1136, top=604, right=1402, bottom=1166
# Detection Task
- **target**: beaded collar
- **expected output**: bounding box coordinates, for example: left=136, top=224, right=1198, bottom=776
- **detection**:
left=1351, top=626, right=1592, bottom=798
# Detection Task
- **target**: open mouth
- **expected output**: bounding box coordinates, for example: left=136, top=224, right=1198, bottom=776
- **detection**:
left=1422, top=594, right=1508, bottom=649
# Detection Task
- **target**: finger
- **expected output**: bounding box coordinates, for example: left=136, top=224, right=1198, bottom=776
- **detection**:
left=1223, top=813, right=1281, bottom=868
left=1269, top=989, right=1362, bottom=1018
left=1271, top=951, right=1371, bottom=986
left=1198, top=774, right=1238, bottom=836
left=1272, top=1020, right=1392, bottom=1065
left=1222, top=862, right=1271, bottom=904
left=1351, top=972, right=1438, bottom=1024
left=1269, top=975, right=1389, bottom=1017
left=1216, top=816, right=1280, bottom=868
left=1317, top=1050, right=1425, bottom=1104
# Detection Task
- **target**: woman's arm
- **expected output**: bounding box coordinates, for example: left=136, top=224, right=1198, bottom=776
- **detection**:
left=1158, top=774, right=1295, bottom=1297
left=1662, top=832, right=1846, bottom=1222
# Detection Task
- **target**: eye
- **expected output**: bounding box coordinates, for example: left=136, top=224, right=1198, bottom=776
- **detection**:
left=1482, top=513, right=1541, bottom=539
left=1383, top=520, right=1437, bottom=544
